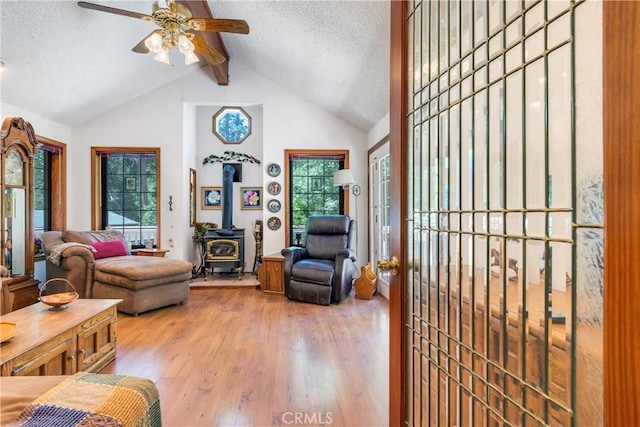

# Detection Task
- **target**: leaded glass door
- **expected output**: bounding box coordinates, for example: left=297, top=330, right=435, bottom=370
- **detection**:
left=389, top=1, right=604, bottom=425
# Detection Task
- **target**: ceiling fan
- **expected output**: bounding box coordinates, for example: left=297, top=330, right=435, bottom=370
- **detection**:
left=77, top=0, right=249, bottom=66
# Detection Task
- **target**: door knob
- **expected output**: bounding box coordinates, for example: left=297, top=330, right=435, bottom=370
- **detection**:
left=377, top=256, right=400, bottom=276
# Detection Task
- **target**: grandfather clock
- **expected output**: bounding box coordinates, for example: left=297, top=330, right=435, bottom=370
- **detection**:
left=1, top=117, right=39, bottom=310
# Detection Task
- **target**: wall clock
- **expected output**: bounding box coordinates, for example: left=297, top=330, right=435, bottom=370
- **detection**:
left=5, top=150, right=24, bottom=185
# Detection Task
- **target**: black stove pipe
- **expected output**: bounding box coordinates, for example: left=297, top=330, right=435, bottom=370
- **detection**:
left=221, top=164, right=235, bottom=231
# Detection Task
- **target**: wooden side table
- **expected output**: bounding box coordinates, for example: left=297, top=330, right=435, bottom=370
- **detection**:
left=132, top=249, right=170, bottom=258
left=257, top=252, right=284, bottom=294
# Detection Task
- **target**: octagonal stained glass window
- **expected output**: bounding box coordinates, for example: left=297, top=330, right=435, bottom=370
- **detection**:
left=212, top=106, right=252, bottom=144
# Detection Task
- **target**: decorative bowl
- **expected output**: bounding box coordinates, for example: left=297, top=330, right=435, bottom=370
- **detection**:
left=0, top=322, right=17, bottom=343
left=39, top=278, right=79, bottom=311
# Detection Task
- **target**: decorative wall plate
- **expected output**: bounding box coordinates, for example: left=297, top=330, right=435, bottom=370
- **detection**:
left=267, top=163, right=281, bottom=177
left=267, top=181, right=281, bottom=195
left=267, top=216, right=281, bottom=231
left=267, top=199, right=281, bottom=213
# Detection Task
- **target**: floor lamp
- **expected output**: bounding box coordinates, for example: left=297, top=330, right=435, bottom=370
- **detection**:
left=333, top=169, right=361, bottom=264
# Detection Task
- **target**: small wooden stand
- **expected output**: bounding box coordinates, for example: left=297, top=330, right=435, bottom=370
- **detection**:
left=132, top=249, right=170, bottom=258
left=257, top=252, right=284, bottom=294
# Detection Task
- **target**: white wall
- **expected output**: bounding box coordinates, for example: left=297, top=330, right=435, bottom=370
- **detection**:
left=70, top=60, right=369, bottom=265
left=367, top=112, right=389, bottom=149
left=72, top=81, right=186, bottom=257
left=196, top=104, right=263, bottom=272
left=1, top=102, right=71, bottom=143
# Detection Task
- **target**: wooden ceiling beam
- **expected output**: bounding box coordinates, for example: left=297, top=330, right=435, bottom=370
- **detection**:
left=178, top=0, right=229, bottom=85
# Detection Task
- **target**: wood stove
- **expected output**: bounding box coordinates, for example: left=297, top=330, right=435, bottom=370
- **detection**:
left=203, top=229, right=245, bottom=280
left=201, top=162, right=245, bottom=280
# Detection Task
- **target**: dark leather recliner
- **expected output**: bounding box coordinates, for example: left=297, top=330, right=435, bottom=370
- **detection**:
left=281, top=215, right=357, bottom=305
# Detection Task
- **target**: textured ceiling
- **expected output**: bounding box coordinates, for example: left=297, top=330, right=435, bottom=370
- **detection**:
left=0, top=0, right=389, bottom=132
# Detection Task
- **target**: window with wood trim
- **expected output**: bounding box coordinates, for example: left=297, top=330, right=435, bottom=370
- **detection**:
left=285, top=150, right=348, bottom=246
left=34, top=148, right=51, bottom=233
left=91, top=148, right=161, bottom=249
left=34, top=136, right=66, bottom=233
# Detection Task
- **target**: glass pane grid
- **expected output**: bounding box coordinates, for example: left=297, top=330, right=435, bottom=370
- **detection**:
left=405, top=0, right=599, bottom=425
left=34, top=148, right=51, bottom=232
left=289, top=157, right=343, bottom=246
left=104, top=154, right=158, bottom=247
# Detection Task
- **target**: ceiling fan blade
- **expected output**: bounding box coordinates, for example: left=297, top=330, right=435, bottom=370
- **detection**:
left=77, top=1, right=152, bottom=21
left=131, top=30, right=163, bottom=54
left=189, top=18, right=250, bottom=34
left=191, top=35, right=227, bottom=65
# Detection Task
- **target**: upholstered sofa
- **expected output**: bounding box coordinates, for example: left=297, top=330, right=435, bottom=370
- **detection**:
left=41, top=230, right=192, bottom=315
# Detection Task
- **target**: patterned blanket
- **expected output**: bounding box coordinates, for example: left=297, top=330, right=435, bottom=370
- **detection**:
left=47, top=242, right=97, bottom=265
left=8, top=372, right=162, bottom=427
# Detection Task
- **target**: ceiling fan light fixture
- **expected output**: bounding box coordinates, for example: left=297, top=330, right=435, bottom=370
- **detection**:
left=77, top=1, right=250, bottom=69
left=177, top=34, right=195, bottom=54
left=153, top=49, right=171, bottom=65
left=144, top=31, right=164, bottom=53
left=184, top=52, right=199, bottom=65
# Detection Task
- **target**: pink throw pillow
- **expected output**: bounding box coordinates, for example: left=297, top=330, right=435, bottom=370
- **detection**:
left=89, top=240, right=128, bottom=259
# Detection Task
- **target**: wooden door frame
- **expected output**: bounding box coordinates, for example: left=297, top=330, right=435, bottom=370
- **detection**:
left=389, top=1, right=406, bottom=425
left=366, top=136, right=390, bottom=293
left=389, top=1, right=640, bottom=425
left=603, top=2, right=640, bottom=425
left=35, top=135, right=67, bottom=231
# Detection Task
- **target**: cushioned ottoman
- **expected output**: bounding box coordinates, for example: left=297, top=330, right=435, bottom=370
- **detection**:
left=91, top=256, right=192, bottom=315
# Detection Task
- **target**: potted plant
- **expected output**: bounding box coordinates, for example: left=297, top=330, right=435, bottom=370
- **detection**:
left=193, top=222, right=216, bottom=241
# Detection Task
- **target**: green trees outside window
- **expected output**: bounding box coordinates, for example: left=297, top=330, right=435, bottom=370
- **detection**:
left=212, top=107, right=252, bottom=144
left=33, top=148, right=51, bottom=232
left=289, top=156, right=345, bottom=246
left=101, top=154, right=157, bottom=248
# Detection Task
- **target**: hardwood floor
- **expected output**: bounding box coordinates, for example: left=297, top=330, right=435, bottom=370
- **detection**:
left=102, top=281, right=389, bottom=427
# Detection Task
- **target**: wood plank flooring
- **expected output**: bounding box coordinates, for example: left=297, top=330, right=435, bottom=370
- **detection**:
left=101, top=283, right=389, bottom=427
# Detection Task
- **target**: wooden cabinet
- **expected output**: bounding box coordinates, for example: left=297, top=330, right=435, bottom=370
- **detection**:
left=0, top=299, right=121, bottom=376
left=257, top=253, right=284, bottom=294
left=76, top=306, right=119, bottom=372
left=1, top=117, right=39, bottom=310
left=10, top=331, right=75, bottom=376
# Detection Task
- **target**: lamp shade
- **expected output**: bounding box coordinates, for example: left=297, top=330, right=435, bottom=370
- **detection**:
left=144, top=32, right=163, bottom=53
left=184, top=52, right=199, bottom=65
left=153, top=49, right=171, bottom=65
left=333, top=169, right=354, bottom=187
left=177, top=34, right=195, bottom=54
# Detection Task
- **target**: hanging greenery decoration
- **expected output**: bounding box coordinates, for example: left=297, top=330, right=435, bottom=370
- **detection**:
left=202, top=150, right=261, bottom=165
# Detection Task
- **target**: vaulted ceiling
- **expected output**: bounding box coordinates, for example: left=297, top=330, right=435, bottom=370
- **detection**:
left=0, top=1, right=389, bottom=132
